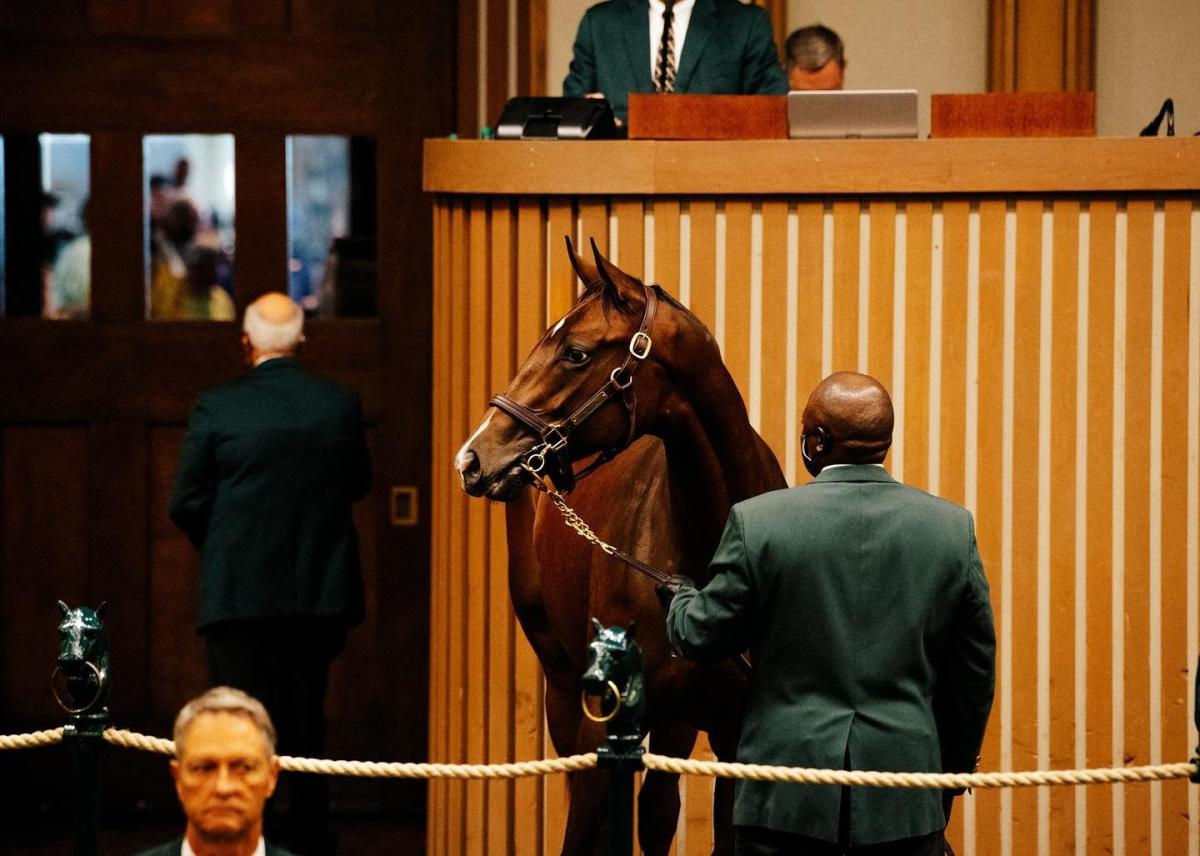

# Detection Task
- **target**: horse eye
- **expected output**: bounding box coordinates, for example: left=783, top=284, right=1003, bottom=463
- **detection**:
left=562, top=346, right=590, bottom=366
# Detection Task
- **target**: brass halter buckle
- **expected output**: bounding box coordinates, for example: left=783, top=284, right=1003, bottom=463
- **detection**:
left=581, top=680, right=623, bottom=723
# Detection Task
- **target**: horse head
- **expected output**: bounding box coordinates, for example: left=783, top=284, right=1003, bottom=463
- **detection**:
left=582, top=618, right=645, bottom=743
left=457, top=237, right=679, bottom=500
left=53, top=600, right=110, bottom=716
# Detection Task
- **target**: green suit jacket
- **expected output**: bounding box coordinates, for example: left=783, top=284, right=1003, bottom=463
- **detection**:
left=132, top=838, right=297, bottom=856
left=170, top=358, right=371, bottom=630
left=562, top=0, right=788, bottom=123
left=666, top=465, right=995, bottom=846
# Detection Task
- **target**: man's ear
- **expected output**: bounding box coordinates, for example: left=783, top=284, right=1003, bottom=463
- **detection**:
left=265, top=755, right=281, bottom=797
left=170, top=759, right=182, bottom=794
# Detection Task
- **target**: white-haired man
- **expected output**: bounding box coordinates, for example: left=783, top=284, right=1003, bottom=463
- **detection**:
left=134, top=687, right=297, bottom=856
left=170, top=293, right=370, bottom=856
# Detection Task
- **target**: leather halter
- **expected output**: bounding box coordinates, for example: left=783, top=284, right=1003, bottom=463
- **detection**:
left=489, top=283, right=659, bottom=492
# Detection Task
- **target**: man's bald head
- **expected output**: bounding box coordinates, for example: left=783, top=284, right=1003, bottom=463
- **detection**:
left=801, top=372, right=893, bottom=474
left=242, top=293, right=304, bottom=363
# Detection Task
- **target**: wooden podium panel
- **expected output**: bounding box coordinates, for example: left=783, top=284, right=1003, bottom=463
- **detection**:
left=931, top=91, right=1096, bottom=137
left=628, top=93, right=787, bottom=140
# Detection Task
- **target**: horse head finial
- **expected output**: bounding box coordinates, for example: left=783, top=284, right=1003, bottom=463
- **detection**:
left=52, top=601, right=111, bottom=718
left=591, top=616, right=605, bottom=638
left=58, top=599, right=70, bottom=616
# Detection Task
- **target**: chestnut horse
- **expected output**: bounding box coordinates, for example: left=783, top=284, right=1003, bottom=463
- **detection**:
left=456, top=239, right=786, bottom=855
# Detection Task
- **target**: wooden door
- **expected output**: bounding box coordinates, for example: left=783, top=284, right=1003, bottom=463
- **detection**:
left=0, top=0, right=452, bottom=831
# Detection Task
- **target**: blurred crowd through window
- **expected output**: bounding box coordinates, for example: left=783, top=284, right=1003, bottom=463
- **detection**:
left=287, top=135, right=377, bottom=318
left=0, top=133, right=92, bottom=319
left=145, top=134, right=236, bottom=321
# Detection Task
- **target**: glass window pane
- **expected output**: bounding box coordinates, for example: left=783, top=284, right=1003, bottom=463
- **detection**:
left=286, top=135, right=376, bottom=317
left=144, top=134, right=235, bottom=321
left=1, top=133, right=91, bottom=319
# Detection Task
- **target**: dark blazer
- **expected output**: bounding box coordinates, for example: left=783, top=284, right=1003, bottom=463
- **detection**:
left=667, top=465, right=995, bottom=846
left=170, top=358, right=371, bottom=630
left=132, top=838, right=298, bottom=856
left=562, top=0, right=788, bottom=122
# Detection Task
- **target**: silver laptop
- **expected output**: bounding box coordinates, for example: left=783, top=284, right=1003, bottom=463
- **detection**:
left=787, top=90, right=919, bottom=139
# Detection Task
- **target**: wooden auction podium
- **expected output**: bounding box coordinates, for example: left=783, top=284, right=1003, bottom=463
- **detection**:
left=423, top=136, right=1200, bottom=856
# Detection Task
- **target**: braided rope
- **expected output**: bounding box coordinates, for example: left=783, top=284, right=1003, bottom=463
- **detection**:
left=0, top=728, right=64, bottom=750
left=3, top=726, right=1195, bottom=787
left=643, top=753, right=1198, bottom=789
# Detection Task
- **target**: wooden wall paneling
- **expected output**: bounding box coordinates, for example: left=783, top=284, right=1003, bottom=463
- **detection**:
left=89, top=132, right=149, bottom=324
left=233, top=133, right=288, bottom=309
left=614, top=197, right=644, bottom=277
left=864, top=201, right=896, bottom=394
left=445, top=199, right=470, bottom=856
left=650, top=199, right=680, bottom=295
left=147, top=426, right=207, bottom=720
left=829, top=200, right=859, bottom=376
left=457, top=0, right=481, bottom=136
left=758, top=201, right=789, bottom=463
left=547, top=200, right=576, bottom=320
left=577, top=198, right=610, bottom=263
left=1122, top=198, right=1155, bottom=854
left=428, top=201, right=448, bottom=856
left=486, top=0, right=511, bottom=136
left=901, top=200, right=933, bottom=489
left=86, top=0, right=142, bottom=34
left=723, top=200, right=752, bottom=405
left=513, top=197, right=546, bottom=856
left=972, top=198, right=1007, bottom=855
left=938, top=200, right=969, bottom=508
left=792, top=201, right=824, bottom=483
left=686, top=200, right=717, bottom=333
left=1084, top=198, right=1117, bottom=856
left=291, top=0, right=376, bottom=33
left=486, top=199, right=516, bottom=855
left=1159, top=198, right=1193, bottom=846
left=1, top=427, right=90, bottom=723
left=988, top=0, right=1095, bottom=92
left=1015, top=0, right=1066, bottom=92
left=1008, top=197, right=1042, bottom=855
left=144, top=0, right=232, bottom=36
left=229, top=0, right=288, bottom=36
left=1047, top=199, right=1081, bottom=854
left=517, top=0, right=547, bottom=98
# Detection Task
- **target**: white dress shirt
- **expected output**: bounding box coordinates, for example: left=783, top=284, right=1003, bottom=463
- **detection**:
left=182, top=837, right=266, bottom=856
left=648, top=0, right=696, bottom=80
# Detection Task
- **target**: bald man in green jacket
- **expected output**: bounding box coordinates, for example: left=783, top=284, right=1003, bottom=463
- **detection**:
left=663, top=373, right=995, bottom=855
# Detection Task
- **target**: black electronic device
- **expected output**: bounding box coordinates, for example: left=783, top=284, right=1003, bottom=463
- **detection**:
left=495, top=97, right=619, bottom=140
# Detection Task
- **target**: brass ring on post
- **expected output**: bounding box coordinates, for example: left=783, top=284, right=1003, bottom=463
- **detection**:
left=51, top=662, right=103, bottom=715
left=581, top=680, right=622, bottom=723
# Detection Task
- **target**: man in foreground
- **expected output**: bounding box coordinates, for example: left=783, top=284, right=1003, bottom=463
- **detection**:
left=170, top=292, right=371, bottom=855
left=134, top=687, right=296, bottom=856
left=661, top=372, right=995, bottom=855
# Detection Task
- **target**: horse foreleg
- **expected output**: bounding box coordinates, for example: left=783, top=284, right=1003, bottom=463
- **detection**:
left=546, top=682, right=609, bottom=856
left=637, top=720, right=696, bottom=856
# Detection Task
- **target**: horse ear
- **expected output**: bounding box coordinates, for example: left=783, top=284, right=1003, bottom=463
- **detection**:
left=589, top=238, right=640, bottom=311
left=57, top=600, right=70, bottom=616
left=626, top=621, right=638, bottom=639
left=590, top=617, right=604, bottom=637
left=565, top=235, right=600, bottom=293
left=95, top=602, right=108, bottom=620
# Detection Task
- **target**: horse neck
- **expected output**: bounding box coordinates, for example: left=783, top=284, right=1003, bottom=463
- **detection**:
left=655, top=320, right=785, bottom=559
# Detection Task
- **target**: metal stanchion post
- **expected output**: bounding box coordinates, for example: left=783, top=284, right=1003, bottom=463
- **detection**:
left=52, top=601, right=112, bottom=856
left=583, top=623, right=646, bottom=856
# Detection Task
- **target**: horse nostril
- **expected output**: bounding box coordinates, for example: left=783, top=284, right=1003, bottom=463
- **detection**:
left=456, top=449, right=481, bottom=486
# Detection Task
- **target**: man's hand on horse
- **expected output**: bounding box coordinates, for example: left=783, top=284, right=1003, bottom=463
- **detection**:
left=655, top=574, right=696, bottom=610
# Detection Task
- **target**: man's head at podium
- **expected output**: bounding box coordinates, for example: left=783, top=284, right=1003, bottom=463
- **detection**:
left=785, top=24, right=845, bottom=91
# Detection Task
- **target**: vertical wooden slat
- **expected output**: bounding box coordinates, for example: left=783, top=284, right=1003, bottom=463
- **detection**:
left=465, top=199, right=491, bottom=856
left=1123, top=199, right=1155, bottom=854
left=547, top=200, right=576, bottom=321
left=445, top=198, right=470, bottom=856
left=1009, top=198, right=1042, bottom=856
left=759, top=201, right=789, bottom=462
left=939, top=201, right=969, bottom=506
left=1085, top=199, right=1117, bottom=856
left=457, top=0, right=480, bottom=136
left=513, top=198, right=546, bottom=856
left=830, top=200, right=860, bottom=374
left=684, top=737, right=714, bottom=854
left=653, top=199, right=681, bottom=296
left=577, top=198, right=609, bottom=264
left=487, top=199, right=515, bottom=856
left=973, top=198, right=1007, bottom=856
left=724, top=201, right=753, bottom=405
left=866, top=200, right=897, bottom=392
left=485, top=0, right=509, bottom=132
left=516, top=0, right=547, bottom=98
left=903, top=201, right=933, bottom=491
left=614, top=198, right=645, bottom=279
left=794, top=201, right=824, bottom=482
left=1159, top=198, right=1193, bottom=851
left=1048, top=200, right=1081, bottom=854
left=688, top=201, right=718, bottom=333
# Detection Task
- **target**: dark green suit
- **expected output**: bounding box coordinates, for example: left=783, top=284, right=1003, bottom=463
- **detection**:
left=562, top=0, right=788, bottom=123
left=132, top=838, right=297, bottom=856
left=170, top=357, right=370, bottom=630
left=667, top=465, right=995, bottom=847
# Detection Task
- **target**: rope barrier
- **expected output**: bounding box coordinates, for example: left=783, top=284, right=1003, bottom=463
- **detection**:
left=2, top=726, right=1196, bottom=787
left=642, top=754, right=1199, bottom=789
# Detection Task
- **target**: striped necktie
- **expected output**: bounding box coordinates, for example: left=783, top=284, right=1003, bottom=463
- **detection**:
left=654, top=0, right=678, bottom=94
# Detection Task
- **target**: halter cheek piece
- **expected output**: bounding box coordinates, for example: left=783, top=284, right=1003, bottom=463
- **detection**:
left=488, top=283, right=659, bottom=493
